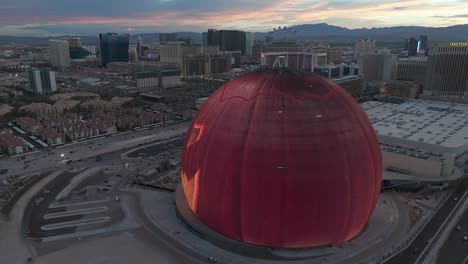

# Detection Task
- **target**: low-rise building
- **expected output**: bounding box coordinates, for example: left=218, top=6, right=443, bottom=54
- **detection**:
left=0, top=129, right=29, bottom=155
left=80, top=99, right=113, bottom=112
left=332, top=75, right=364, bottom=99
left=386, top=81, right=421, bottom=99
left=65, top=127, right=99, bottom=142
left=37, top=127, right=64, bottom=146
left=19, top=100, right=79, bottom=115
left=87, top=119, right=117, bottom=134
left=135, top=70, right=181, bottom=89
left=39, top=113, right=81, bottom=128
left=16, top=117, right=42, bottom=134
left=361, top=98, right=468, bottom=183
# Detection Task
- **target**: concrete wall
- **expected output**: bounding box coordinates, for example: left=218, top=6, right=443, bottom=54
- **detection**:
left=379, top=135, right=468, bottom=157
left=382, top=150, right=457, bottom=179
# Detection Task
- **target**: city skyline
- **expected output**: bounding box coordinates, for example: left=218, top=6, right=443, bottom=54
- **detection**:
left=1, top=0, right=468, bottom=36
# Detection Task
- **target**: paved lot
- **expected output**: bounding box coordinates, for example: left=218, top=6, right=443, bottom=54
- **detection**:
left=126, top=138, right=184, bottom=158
left=27, top=170, right=124, bottom=239
left=33, top=232, right=187, bottom=264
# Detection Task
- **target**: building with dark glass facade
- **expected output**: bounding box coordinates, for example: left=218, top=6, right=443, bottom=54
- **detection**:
left=207, top=29, right=220, bottom=47
left=419, top=35, right=428, bottom=50
left=159, top=33, right=178, bottom=43
left=408, top=37, right=419, bottom=57
left=207, top=29, right=246, bottom=55
left=98, top=33, right=130, bottom=67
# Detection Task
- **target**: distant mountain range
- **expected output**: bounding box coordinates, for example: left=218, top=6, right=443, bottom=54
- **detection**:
left=1, top=23, right=468, bottom=45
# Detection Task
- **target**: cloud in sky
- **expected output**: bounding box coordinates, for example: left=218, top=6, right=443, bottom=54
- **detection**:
left=0, top=0, right=467, bottom=36
left=433, top=14, right=468, bottom=17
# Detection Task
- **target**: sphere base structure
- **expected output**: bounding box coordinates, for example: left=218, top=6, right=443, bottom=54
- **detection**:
left=175, top=184, right=335, bottom=260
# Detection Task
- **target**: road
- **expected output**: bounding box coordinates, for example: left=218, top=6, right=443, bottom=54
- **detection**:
left=0, top=121, right=190, bottom=178
left=385, top=180, right=468, bottom=264
left=0, top=170, right=65, bottom=264
left=437, top=192, right=468, bottom=263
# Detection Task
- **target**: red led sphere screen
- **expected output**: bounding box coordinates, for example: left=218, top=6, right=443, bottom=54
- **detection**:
left=181, top=69, right=382, bottom=248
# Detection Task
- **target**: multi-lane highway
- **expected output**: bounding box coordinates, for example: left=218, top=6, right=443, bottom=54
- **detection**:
left=0, top=121, right=189, bottom=178
left=385, top=180, right=468, bottom=264
left=438, top=181, right=468, bottom=264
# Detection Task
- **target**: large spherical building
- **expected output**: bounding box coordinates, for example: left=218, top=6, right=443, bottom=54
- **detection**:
left=181, top=69, right=382, bottom=249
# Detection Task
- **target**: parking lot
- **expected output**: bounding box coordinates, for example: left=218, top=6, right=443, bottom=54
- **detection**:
left=126, top=138, right=184, bottom=158
left=26, top=169, right=124, bottom=239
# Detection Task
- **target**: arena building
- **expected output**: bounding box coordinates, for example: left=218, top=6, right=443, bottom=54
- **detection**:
left=361, top=97, right=468, bottom=183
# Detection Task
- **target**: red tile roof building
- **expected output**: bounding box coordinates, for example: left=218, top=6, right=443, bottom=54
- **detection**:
left=0, top=129, right=30, bottom=155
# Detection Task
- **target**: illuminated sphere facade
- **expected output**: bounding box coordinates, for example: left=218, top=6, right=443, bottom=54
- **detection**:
left=181, top=70, right=382, bottom=248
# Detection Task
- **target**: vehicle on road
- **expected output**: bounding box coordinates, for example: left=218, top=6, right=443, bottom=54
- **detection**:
left=96, top=156, right=103, bottom=162
left=453, top=197, right=458, bottom=201
left=0, top=169, right=8, bottom=174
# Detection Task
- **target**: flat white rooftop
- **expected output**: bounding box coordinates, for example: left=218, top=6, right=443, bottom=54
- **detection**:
left=361, top=99, right=468, bottom=150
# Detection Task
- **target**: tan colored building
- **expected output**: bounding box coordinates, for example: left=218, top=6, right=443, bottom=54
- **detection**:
left=354, top=39, right=376, bottom=58
left=386, top=81, right=421, bottom=99
left=358, top=53, right=397, bottom=81
left=333, top=76, right=364, bottom=99
left=49, top=39, right=71, bottom=69
left=65, top=38, right=82, bottom=48
left=424, top=42, right=468, bottom=97
left=395, top=57, right=427, bottom=82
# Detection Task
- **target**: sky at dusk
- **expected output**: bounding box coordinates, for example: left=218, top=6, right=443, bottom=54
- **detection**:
left=0, top=0, right=468, bottom=36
